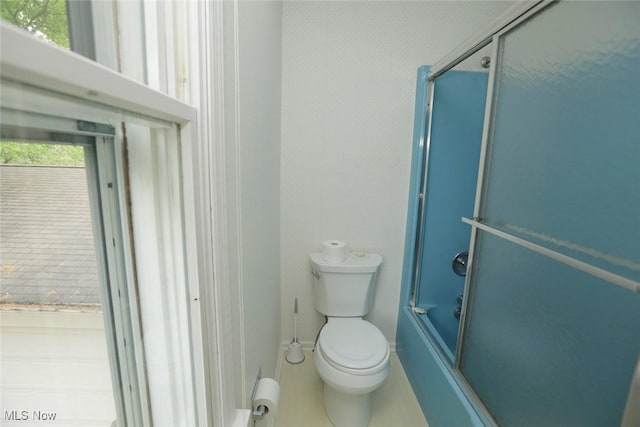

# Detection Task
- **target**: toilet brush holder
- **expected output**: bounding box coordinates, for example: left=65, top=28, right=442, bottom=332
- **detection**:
left=286, top=298, right=305, bottom=364
left=286, top=340, right=305, bottom=364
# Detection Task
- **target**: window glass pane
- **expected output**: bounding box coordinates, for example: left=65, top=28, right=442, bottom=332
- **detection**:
left=1, top=78, right=200, bottom=426
left=1, top=141, right=82, bottom=166
left=0, top=140, right=117, bottom=425
left=0, top=1, right=147, bottom=82
left=460, top=231, right=640, bottom=427
left=480, top=2, right=640, bottom=281
left=0, top=0, right=69, bottom=48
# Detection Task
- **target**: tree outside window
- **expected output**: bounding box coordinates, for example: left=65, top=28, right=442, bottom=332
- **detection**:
left=0, top=0, right=69, bottom=48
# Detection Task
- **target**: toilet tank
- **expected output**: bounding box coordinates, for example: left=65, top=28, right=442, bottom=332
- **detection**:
left=310, top=252, right=383, bottom=317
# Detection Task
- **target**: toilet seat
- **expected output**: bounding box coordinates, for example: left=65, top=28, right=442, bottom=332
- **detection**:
left=318, top=318, right=389, bottom=376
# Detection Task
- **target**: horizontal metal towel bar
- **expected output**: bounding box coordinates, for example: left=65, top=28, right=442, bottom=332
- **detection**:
left=461, top=217, right=640, bottom=293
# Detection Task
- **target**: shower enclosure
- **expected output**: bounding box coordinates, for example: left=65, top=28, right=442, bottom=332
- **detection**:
left=408, top=46, right=491, bottom=361
left=397, top=2, right=640, bottom=426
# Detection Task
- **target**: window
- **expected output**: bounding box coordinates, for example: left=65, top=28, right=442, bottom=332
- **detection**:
left=0, top=140, right=118, bottom=425
left=0, top=0, right=70, bottom=48
left=1, top=20, right=205, bottom=427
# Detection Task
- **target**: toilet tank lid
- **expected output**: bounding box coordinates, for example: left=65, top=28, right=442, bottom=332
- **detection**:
left=310, top=252, right=382, bottom=273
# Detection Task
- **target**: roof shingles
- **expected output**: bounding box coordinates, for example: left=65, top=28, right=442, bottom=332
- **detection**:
left=0, top=165, right=101, bottom=308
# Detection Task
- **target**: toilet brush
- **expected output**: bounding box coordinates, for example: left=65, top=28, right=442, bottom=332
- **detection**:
left=286, top=298, right=305, bottom=364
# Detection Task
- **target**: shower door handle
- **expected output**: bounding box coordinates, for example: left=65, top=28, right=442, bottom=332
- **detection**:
left=622, top=354, right=640, bottom=427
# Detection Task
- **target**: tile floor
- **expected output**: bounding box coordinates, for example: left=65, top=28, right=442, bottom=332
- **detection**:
left=275, top=350, right=428, bottom=427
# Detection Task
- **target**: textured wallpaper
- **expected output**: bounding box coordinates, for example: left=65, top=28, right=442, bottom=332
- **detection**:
left=279, top=1, right=513, bottom=344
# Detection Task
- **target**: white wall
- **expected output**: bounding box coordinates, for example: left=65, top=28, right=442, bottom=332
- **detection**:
left=280, top=1, right=513, bottom=345
left=236, top=0, right=283, bottom=404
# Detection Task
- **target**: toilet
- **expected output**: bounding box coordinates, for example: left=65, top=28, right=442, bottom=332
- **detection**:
left=310, top=251, right=390, bottom=427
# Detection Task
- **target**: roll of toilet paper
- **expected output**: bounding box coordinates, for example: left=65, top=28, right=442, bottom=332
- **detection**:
left=253, top=378, right=280, bottom=420
left=322, top=240, right=349, bottom=262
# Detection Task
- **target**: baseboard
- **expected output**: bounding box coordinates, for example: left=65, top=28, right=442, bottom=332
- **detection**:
left=274, top=342, right=286, bottom=381
left=280, top=339, right=316, bottom=354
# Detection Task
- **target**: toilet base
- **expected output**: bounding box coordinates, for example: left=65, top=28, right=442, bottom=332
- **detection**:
left=323, top=383, right=372, bottom=427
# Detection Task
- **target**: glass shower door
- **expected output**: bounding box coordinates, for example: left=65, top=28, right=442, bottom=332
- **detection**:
left=458, top=2, right=640, bottom=426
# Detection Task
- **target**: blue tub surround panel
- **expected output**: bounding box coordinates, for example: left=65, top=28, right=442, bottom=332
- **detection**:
left=397, top=64, right=491, bottom=425
left=397, top=308, right=486, bottom=427
left=415, top=69, right=487, bottom=357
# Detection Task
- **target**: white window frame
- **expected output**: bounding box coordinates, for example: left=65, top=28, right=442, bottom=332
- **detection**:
left=72, top=0, right=250, bottom=424
left=0, top=21, right=222, bottom=426
left=137, top=2, right=251, bottom=425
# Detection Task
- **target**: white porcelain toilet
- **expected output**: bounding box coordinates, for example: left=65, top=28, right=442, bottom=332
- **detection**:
left=310, top=251, right=390, bottom=427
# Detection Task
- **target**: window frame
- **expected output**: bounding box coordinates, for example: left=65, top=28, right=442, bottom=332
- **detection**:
left=0, top=21, right=213, bottom=426
left=0, top=119, right=139, bottom=425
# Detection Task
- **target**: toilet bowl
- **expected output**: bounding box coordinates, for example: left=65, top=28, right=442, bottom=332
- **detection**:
left=310, top=249, right=386, bottom=427
left=314, top=317, right=390, bottom=427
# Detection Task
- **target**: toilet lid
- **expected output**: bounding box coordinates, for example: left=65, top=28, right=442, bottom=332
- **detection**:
left=318, top=318, right=389, bottom=370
